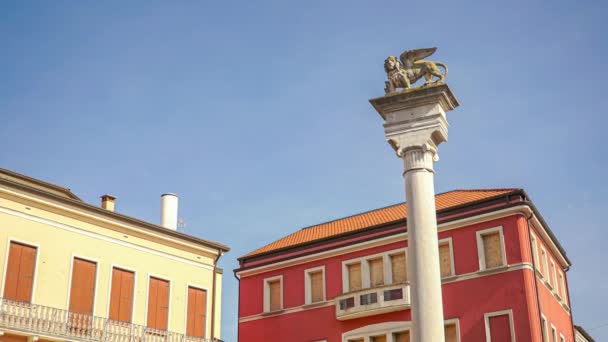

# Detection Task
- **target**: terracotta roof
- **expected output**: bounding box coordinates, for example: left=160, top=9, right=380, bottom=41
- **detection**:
left=242, top=189, right=518, bottom=258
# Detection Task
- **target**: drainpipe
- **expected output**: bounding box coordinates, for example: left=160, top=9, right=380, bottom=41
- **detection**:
left=233, top=270, right=241, bottom=342
left=211, top=249, right=222, bottom=341
left=564, top=264, right=576, bottom=340
left=525, top=213, right=544, bottom=341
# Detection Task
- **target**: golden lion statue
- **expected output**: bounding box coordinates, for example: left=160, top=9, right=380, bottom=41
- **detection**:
left=384, top=47, right=448, bottom=93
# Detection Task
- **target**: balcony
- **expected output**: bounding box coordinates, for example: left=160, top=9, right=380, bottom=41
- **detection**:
left=0, top=298, right=220, bottom=342
left=335, top=283, right=411, bottom=320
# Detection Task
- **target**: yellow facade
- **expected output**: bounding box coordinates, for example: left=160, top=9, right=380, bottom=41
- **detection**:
left=0, top=169, right=228, bottom=341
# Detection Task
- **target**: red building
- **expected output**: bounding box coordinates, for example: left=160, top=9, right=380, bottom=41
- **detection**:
left=235, top=188, right=579, bottom=342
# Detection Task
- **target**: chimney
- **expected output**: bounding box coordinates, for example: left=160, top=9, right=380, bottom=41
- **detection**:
left=101, top=194, right=116, bottom=212
left=160, top=193, right=178, bottom=230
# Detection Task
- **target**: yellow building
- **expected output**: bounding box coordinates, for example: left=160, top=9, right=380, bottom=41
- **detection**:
left=0, top=168, right=229, bottom=342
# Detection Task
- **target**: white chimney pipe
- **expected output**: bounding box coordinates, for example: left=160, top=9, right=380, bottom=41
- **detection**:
left=160, top=193, right=178, bottom=230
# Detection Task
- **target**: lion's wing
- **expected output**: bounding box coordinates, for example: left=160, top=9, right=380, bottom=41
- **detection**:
left=399, top=47, right=437, bottom=64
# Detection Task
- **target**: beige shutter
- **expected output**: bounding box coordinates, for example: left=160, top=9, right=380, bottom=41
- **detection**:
left=394, top=331, right=410, bottom=342
left=483, top=232, right=503, bottom=268
left=371, top=335, right=387, bottom=342
left=445, top=323, right=457, bottom=342
left=269, top=280, right=281, bottom=311
left=391, top=253, right=407, bottom=284
left=310, top=271, right=324, bottom=303
left=369, top=258, right=384, bottom=287
left=439, top=243, right=452, bottom=277
left=348, top=263, right=362, bottom=291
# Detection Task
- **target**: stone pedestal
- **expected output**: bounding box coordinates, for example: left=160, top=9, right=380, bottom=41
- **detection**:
left=370, top=84, right=459, bottom=342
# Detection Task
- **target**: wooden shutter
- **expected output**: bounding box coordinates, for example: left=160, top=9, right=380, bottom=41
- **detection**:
left=186, top=287, right=207, bottom=337
left=371, top=336, right=387, bottom=342
left=439, top=243, right=452, bottom=277
left=3, top=242, right=37, bottom=302
left=489, top=314, right=512, bottom=342
left=391, top=253, right=407, bottom=284
left=109, top=268, right=134, bottom=323
left=69, top=258, right=97, bottom=316
left=349, top=339, right=364, bottom=342
left=445, top=323, right=457, bottom=342
left=147, top=277, right=169, bottom=330
left=483, top=232, right=503, bottom=268
left=268, top=280, right=281, bottom=311
left=347, top=263, right=362, bottom=291
left=369, top=258, right=384, bottom=287
left=310, top=271, right=324, bottom=303
left=394, top=331, right=410, bottom=342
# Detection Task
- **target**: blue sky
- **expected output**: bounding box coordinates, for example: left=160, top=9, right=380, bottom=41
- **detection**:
left=1, top=1, right=606, bottom=340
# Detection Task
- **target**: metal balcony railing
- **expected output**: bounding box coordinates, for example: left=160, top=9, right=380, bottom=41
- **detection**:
left=0, top=298, right=221, bottom=342
left=334, top=282, right=411, bottom=320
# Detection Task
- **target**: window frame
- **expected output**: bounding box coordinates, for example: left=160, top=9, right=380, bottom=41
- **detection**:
left=66, top=254, right=100, bottom=315
left=540, top=246, right=549, bottom=279
left=263, top=275, right=283, bottom=312
left=341, top=319, right=460, bottom=342
left=342, top=248, right=406, bottom=293
left=183, top=283, right=210, bottom=338
left=476, top=226, right=507, bottom=271
left=541, top=313, right=549, bottom=342
left=144, top=273, right=172, bottom=331
left=1, top=238, right=40, bottom=303
left=551, top=324, right=557, bottom=342
left=548, top=259, right=557, bottom=290
left=438, top=237, right=455, bottom=278
left=530, top=232, right=541, bottom=273
left=106, top=264, right=137, bottom=323
left=304, top=266, right=326, bottom=305
left=484, top=309, right=515, bottom=342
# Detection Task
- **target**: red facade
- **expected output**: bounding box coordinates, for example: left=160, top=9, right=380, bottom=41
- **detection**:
left=236, top=189, right=576, bottom=342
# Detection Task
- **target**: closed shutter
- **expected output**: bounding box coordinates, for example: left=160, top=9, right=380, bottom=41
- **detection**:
left=445, top=323, right=457, bottom=342
left=69, top=258, right=97, bottom=316
left=347, top=263, right=362, bottom=291
left=371, top=336, right=387, bottom=342
left=439, top=243, right=452, bottom=277
left=489, top=314, right=512, bottom=342
left=186, top=287, right=207, bottom=337
left=483, top=232, right=503, bottom=268
left=310, top=271, right=324, bottom=303
left=3, top=242, right=37, bottom=303
left=109, top=268, right=134, bottom=323
left=349, top=339, right=364, bottom=342
left=268, top=280, right=281, bottom=311
left=147, top=277, right=169, bottom=330
left=369, top=258, right=384, bottom=287
left=393, top=331, right=410, bottom=342
left=391, top=253, right=407, bottom=284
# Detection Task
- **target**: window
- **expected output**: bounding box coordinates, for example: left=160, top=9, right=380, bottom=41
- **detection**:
left=147, top=277, right=170, bottom=330
left=549, top=260, right=557, bottom=289
left=439, top=238, right=454, bottom=278
left=347, top=262, right=362, bottom=291
left=186, top=286, right=207, bottom=337
left=370, top=335, right=387, bottom=342
left=393, top=331, right=410, bottom=342
left=559, top=333, right=565, bottom=342
left=369, top=258, right=384, bottom=287
left=390, top=252, right=407, bottom=284
left=305, top=266, right=325, bottom=304
left=3, top=241, right=37, bottom=303
left=559, top=272, right=568, bottom=306
left=540, top=247, right=548, bottom=277
left=551, top=324, right=557, bottom=342
left=541, top=314, right=549, bottom=342
left=484, top=310, right=515, bottom=342
left=477, top=227, right=506, bottom=270
left=445, top=322, right=458, bottom=342
left=109, top=267, right=135, bottom=323
left=69, top=258, right=97, bottom=317
left=530, top=233, right=540, bottom=271
left=263, top=275, right=282, bottom=312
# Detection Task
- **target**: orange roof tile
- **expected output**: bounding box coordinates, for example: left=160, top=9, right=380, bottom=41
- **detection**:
left=242, top=189, right=517, bottom=258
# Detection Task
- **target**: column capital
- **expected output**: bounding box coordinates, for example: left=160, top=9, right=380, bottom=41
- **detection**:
left=369, top=84, right=459, bottom=158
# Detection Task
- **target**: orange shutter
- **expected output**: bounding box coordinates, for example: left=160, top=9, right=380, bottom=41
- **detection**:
left=445, top=324, right=457, bottom=342
left=369, top=258, right=384, bottom=287
left=371, top=336, right=387, bottom=342
left=391, top=253, right=407, bottom=284
left=147, top=277, right=169, bottom=330
left=439, top=243, right=452, bottom=277
left=3, top=242, right=37, bottom=303
left=109, top=268, right=134, bottom=322
left=349, top=339, right=364, bottom=342
left=69, top=258, right=96, bottom=316
left=310, top=271, right=323, bottom=303
left=186, top=287, right=207, bottom=337
left=348, top=263, right=362, bottom=291
left=269, top=280, right=281, bottom=311
left=394, top=331, right=410, bottom=342
left=483, top=232, right=503, bottom=268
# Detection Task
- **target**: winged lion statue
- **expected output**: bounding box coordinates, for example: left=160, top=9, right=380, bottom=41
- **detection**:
left=384, top=47, right=448, bottom=93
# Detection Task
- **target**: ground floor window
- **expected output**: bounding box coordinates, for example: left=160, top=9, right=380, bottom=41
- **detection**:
left=343, top=320, right=459, bottom=342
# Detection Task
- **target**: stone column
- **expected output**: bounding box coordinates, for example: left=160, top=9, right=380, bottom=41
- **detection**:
left=370, top=84, right=459, bottom=342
